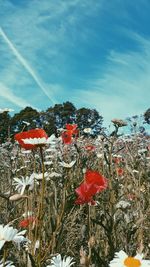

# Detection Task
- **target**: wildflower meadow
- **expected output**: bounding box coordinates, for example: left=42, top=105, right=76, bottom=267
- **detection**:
left=0, top=115, right=150, bottom=267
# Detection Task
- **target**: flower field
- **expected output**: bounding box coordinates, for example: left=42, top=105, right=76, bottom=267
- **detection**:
left=0, top=123, right=150, bottom=266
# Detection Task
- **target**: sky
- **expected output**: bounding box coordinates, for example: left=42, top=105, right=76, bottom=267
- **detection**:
left=0, top=0, right=150, bottom=127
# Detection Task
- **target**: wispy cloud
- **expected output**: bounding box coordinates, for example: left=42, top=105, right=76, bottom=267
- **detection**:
left=72, top=32, right=150, bottom=125
left=0, top=82, right=34, bottom=108
left=0, top=0, right=103, bottom=109
left=0, top=27, right=56, bottom=104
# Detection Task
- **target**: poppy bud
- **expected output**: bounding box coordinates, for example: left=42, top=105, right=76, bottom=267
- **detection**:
left=88, top=236, right=96, bottom=248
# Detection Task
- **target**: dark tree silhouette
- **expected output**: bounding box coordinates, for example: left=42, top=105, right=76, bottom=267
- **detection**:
left=0, top=102, right=104, bottom=142
left=144, top=108, right=150, bottom=124
left=76, top=108, right=103, bottom=134
left=0, top=111, right=11, bottom=143
left=10, top=107, right=40, bottom=134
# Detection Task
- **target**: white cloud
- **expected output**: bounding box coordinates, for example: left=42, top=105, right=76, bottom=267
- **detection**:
left=0, top=0, right=103, bottom=64
left=0, top=26, right=56, bottom=104
left=0, top=82, right=35, bottom=108
left=72, top=33, right=150, bottom=126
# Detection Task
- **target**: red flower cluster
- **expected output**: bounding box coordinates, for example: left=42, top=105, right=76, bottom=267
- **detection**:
left=61, top=124, right=78, bottom=144
left=19, top=216, right=36, bottom=228
left=75, top=170, right=107, bottom=205
left=15, top=128, right=48, bottom=150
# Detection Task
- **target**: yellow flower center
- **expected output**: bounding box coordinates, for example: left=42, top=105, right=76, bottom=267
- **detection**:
left=124, top=257, right=141, bottom=267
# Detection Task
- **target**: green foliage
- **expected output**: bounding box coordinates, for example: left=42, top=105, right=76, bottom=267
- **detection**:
left=0, top=111, right=11, bottom=142
left=10, top=106, right=40, bottom=134
left=144, top=108, right=150, bottom=124
left=53, top=101, right=76, bottom=127
left=76, top=107, right=103, bottom=134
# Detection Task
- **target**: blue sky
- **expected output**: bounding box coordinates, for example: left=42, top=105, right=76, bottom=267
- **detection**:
left=0, top=0, right=150, bottom=127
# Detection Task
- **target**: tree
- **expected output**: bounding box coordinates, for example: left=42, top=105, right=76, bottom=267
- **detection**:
left=76, top=108, right=103, bottom=135
left=46, top=102, right=76, bottom=129
left=0, top=111, right=11, bottom=143
left=0, top=102, right=104, bottom=143
left=10, top=107, right=40, bottom=134
left=144, top=108, right=150, bottom=124
left=40, top=109, right=57, bottom=136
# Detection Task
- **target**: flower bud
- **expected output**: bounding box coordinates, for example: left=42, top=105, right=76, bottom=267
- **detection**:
left=88, top=236, right=96, bottom=248
left=9, top=194, right=27, bottom=201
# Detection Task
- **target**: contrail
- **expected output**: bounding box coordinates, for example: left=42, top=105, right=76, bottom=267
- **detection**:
left=0, top=27, right=56, bottom=104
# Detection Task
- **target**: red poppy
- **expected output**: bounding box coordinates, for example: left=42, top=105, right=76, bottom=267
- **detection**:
left=61, top=131, right=72, bottom=144
left=15, top=128, right=48, bottom=150
left=19, top=216, right=36, bottom=228
left=71, top=128, right=79, bottom=138
left=75, top=170, right=107, bottom=205
left=85, top=145, right=96, bottom=151
left=85, top=170, right=107, bottom=189
left=66, top=124, right=77, bottom=132
left=116, top=167, right=124, bottom=176
left=66, top=124, right=79, bottom=137
left=75, top=194, right=96, bottom=205
left=61, top=124, right=79, bottom=144
left=76, top=182, right=97, bottom=199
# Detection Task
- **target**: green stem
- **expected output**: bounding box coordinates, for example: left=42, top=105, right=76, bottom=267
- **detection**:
left=37, top=146, right=45, bottom=267
left=3, top=247, right=7, bottom=267
left=87, top=205, right=91, bottom=238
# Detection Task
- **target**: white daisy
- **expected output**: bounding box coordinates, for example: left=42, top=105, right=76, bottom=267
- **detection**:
left=0, top=224, right=28, bottom=250
left=22, top=121, right=30, bottom=126
left=31, top=172, right=49, bottom=181
left=22, top=211, right=33, bottom=218
left=13, top=175, right=34, bottom=195
left=16, top=166, right=26, bottom=172
left=34, top=240, right=40, bottom=255
left=109, top=250, right=150, bottom=267
left=47, top=254, right=74, bottom=267
left=112, top=154, right=122, bottom=158
left=22, top=137, right=48, bottom=145
left=138, top=149, right=147, bottom=154
left=45, top=155, right=54, bottom=159
left=0, top=259, right=15, bottom=267
left=44, top=161, right=53, bottom=166
left=96, top=153, right=103, bottom=158
left=22, top=135, right=56, bottom=146
left=45, top=148, right=57, bottom=152
left=47, top=134, right=57, bottom=144
left=116, top=201, right=131, bottom=209
left=49, top=172, right=62, bottom=178
left=21, top=150, right=31, bottom=154
left=83, top=128, right=92, bottom=134
left=132, top=170, right=139, bottom=173
left=59, top=160, right=76, bottom=168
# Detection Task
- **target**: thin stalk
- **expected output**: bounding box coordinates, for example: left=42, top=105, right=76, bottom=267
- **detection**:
left=36, top=146, right=45, bottom=267
left=3, top=247, right=7, bottom=267
left=87, top=205, right=91, bottom=239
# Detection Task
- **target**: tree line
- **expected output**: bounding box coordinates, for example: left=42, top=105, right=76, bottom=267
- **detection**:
left=0, top=102, right=103, bottom=143
left=0, top=102, right=149, bottom=143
